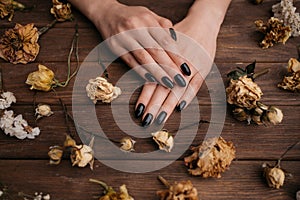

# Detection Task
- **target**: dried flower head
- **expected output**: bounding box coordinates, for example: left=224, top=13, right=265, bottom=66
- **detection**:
left=152, top=130, right=174, bottom=153
left=50, top=0, right=73, bottom=22
left=0, top=91, right=16, bottom=110
left=0, top=0, right=14, bottom=21
left=184, top=137, right=235, bottom=178
left=70, top=137, right=94, bottom=170
left=35, top=104, right=53, bottom=120
left=262, top=163, right=285, bottom=189
left=0, top=23, right=40, bottom=64
left=262, top=105, right=283, bottom=125
left=48, top=145, right=63, bottom=165
left=86, top=77, right=121, bottom=104
left=232, top=107, right=250, bottom=122
left=278, top=58, right=300, bottom=92
left=226, top=76, right=263, bottom=110
left=63, top=134, right=76, bottom=147
left=272, top=0, right=300, bottom=37
left=120, top=137, right=136, bottom=152
left=255, top=17, right=291, bottom=48
left=26, top=64, right=55, bottom=92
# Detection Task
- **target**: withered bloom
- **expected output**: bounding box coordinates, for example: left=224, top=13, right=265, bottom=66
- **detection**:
left=26, top=64, right=55, bottom=92
left=35, top=104, right=53, bottom=120
left=184, top=137, right=235, bottom=178
left=226, top=76, right=263, bottom=110
left=0, top=23, right=40, bottom=64
left=262, top=163, right=285, bottom=189
left=255, top=17, right=291, bottom=48
left=70, top=136, right=94, bottom=170
left=278, top=58, right=300, bottom=92
left=0, top=0, right=14, bottom=21
left=152, top=130, right=174, bottom=153
left=48, top=145, right=63, bottom=165
left=120, top=137, right=136, bottom=152
left=50, top=0, right=73, bottom=22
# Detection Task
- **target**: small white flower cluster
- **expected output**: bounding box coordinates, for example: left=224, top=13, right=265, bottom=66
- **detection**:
left=272, top=0, right=300, bottom=37
left=0, top=92, right=40, bottom=139
left=23, top=192, right=50, bottom=200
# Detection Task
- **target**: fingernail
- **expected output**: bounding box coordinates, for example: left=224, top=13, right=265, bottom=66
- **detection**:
left=180, top=63, right=191, bottom=76
left=142, top=113, right=153, bottom=127
left=135, top=103, right=145, bottom=118
left=161, top=77, right=174, bottom=89
left=169, top=28, right=177, bottom=41
left=176, top=101, right=186, bottom=112
left=174, top=74, right=186, bottom=87
left=145, top=73, right=156, bottom=82
left=156, top=111, right=167, bottom=125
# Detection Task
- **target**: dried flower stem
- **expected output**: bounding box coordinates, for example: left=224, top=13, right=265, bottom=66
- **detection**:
left=157, top=175, right=171, bottom=188
left=89, top=179, right=109, bottom=191
left=278, top=140, right=300, bottom=163
left=253, top=68, right=270, bottom=79
left=38, top=19, right=57, bottom=36
left=58, top=97, right=73, bottom=137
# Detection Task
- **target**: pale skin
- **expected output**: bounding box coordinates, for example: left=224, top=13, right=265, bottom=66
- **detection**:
left=69, top=0, right=232, bottom=126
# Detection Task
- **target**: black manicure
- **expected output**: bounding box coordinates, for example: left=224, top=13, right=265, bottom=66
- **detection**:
left=161, top=76, right=174, bottom=89
left=176, top=101, right=186, bottom=112
left=180, top=63, right=191, bottom=76
left=174, top=74, right=186, bottom=87
left=156, top=111, right=167, bottom=125
left=145, top=73, right=156, bottom=82
left=142, top=113, right=153, bottom=127
left=169, top=28, right=177, bottom=41
left=135, top=103, right=145, bottom=118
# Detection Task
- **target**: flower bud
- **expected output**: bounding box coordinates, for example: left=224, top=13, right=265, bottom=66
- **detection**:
left=26, top=64, right=55, bottom=92
left=262, top=163, right=285, bottom=189
left=50, top=0, right=73, bottom=22
left=48, top=146, right=63, bottom=165
left=35, top=104, right=53, bottom=119
left=120, top=137, right=136, bottom=152
left=232, top=107, right=249, bottom=122
left=152, top=130, right=174, bottom=153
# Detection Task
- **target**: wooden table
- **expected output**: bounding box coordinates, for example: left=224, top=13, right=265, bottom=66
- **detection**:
left=0, top=0, right=300, bottom=199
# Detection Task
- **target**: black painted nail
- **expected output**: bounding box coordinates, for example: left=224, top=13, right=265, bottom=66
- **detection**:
left=156, top=111, right=167, bottom=125
left=142, top=113, right=153, bottom=127
left=169, top=28, right=177, bottom=41
left=176, top=101, right=186, bottom=112
left=161, top=77, right=174, bottom=89
left=174, top=74, right=186, bottom=87
left=145, top=73, right=156, bottom=82
left=180, top=63, right=191, bottom=76
left=135, top=103, right=145, bottom=118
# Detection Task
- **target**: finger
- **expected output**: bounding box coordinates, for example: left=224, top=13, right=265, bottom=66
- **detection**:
left=134, top=82, right=157, bottom=118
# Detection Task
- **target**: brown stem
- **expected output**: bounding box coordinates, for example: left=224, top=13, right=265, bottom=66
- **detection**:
left=253, top=68, right=270, bottom=79
left=158, top=175, right=171, bottom=188
left=38, top=19, right=57, bottom=36
left=278, top=140, right=300, bottom=163
left=58, top=98, right=73, bottom=137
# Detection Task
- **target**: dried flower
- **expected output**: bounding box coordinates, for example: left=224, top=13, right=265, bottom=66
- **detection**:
left=0, top=91, right=16, bottom=110
left=35, top=104, right=53, bottom=120
left=272, top=0, right=300, bottom=37
left=262, top=163, right=285, bottom=189
left=226, top=75, right=263, bottom=110
left=70, top=137, right=94, bottom=170
left=48, top=146, right=63, bottom=165
left=297, top=190, right=300, bottom=200
left=50, top=0, right=73, bottom=22
left=89, top=179, right=134, bottom=200
left=157, top=176, right=199, bottom=200
left=232, top=107, right=250, bottom=122
left=86, top=77, right=121, bottom=104
left=120, top=137, right=136, bottom=152
left=63, top=134, right=76, bottom=147
left=0, top=23, right=40, bottom=64
left=255, top=17, right=291, bottom=48
left=184, top=137, right=235, bottom=178
left=262, top=105, right=283, bottom=125
left=152, top=130, right=174, bottom=153
left=26, top=64, right=55, bottom=92
left=278, top=58, right=300, bottom=92
left=0, top=0, right=25, bottom=21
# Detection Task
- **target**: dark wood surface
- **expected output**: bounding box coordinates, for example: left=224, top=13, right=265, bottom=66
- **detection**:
left=0, top=0, right=300, bottom=199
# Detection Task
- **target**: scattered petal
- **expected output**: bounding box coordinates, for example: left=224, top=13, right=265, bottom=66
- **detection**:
left=48, top=145, right=63, bottom=165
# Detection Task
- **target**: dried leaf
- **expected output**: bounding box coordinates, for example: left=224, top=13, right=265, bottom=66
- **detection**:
left=120, top=137, right=136, bottom=152
left=278, top=58, right=300, bottom=92
left=48, top=145, right=63, bottom=165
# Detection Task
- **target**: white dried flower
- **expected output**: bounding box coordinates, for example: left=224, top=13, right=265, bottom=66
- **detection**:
left=0, top=190, right=3, bottom=197
left=272, top=0, right=300, bottom=37
left=0, top=91, right=16, bottom=109
left=70, top=137, right=94, bottom=170
left=35, top=104, right=53, bottom=120
left=42, top=194, right=51, bottom=200
left=86, top=77, right=121, bottom=103
left=152, top=130, right=174, bottom=152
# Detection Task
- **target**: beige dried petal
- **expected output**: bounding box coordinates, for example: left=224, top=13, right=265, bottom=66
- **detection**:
left=35, top=104, right=53, bottom=119
left=152, top=130, right=174, bottom=153
left=263, top=163, right=285, bottom=189
left=70, top=137, right=94, bottom=170
left=50, top=0, right=73, bottom=22
left=263, top=106, right=283, bottom=125
left=184, top=137, right=235, bottom=178
left=120, top=137, right=136, bottom=152
left=287, top=58, right=300, bottom=73
left=64, top=134, right=76, bottom=147
left=26, top=64, right=55, bottom=92
left=48, top=146, right=63, bottom=165
left=118, top=184, right=134, bottom=200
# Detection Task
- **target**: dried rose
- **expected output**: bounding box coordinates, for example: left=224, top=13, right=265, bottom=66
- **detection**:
left=232, top=107, right=250, bottom=122
left=184, top=137, right=235, bottom=178
left=152, top=130, right=174, bottom=153
left=35, top=104, right=53, bottom=120
left=86, top=77, right=121, bottom=104
left=262, top=163, right=285, bottom=189
left=63, top=134, right=76, bottom=148
left=50, top=0, right=73, bottom=22
left=26, top=64, right=55, bottom=92
left=278, top=58, right=300, bottom=92
left=0, top=91, right=16, bottom=110
left=0, top=0, right=14, bottom=21
left=226, top=76, right=263, bottom=110
left=48, top=145, right=63, bottom=165
left=120, top=137, right=136, bottom=152
left=0, top=23, right=40, bottom=64
left=262, top=105, right=283, bottom=125
left=70, top=137, right=94, bottom=170
left=255, top=17, right=291, bottom=48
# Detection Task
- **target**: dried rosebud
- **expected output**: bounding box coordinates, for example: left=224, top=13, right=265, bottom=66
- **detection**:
left=0, top=23, right=40, bottom=64
left=232, top=107, right=249, bottom=122
left=262, top=105, right=283, bottom=125
left=86, top=77, right=121, bottom=104
left=184, top=137, right=235, bottom=178
left=120, top=137, right=136, bottom=152
left=152, top=130, right=174, bottom=153
left=48, top=145, right=63, bottom=165
left=35, top=104, right=53, bottom=120
left=26, top=64, right=55, bottom=92
left=0, top=91, right=16, bottom=110
left=50, top=0, right=73, bottom=22
left=226, top=76, right=263, bottom=110
left=63, top=134, right=76, bottom=147
left=70, top=137, right=94, bottom=170
left=262, top=163, right=285, bottom=189
left=278, top=58, right=300, bottom=92
left=287, top=58, right=300, bottom=73
left=255, top=17, right=291, bottom=48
